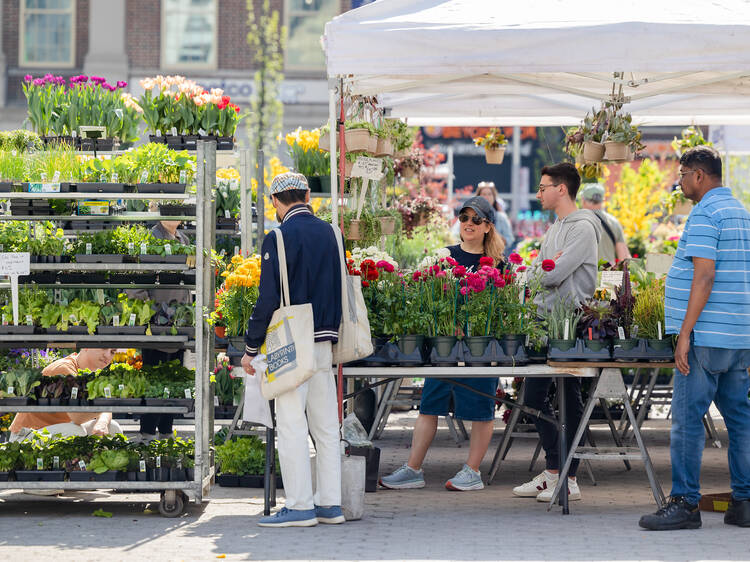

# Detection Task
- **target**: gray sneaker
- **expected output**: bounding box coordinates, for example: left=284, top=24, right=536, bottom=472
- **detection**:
left=379, top=464, right=425, bottom=489
left=445, top=464, right=484, bottom=491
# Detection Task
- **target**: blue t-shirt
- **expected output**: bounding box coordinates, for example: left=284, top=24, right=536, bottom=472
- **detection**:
left=665, top=187, right=750, bottom=348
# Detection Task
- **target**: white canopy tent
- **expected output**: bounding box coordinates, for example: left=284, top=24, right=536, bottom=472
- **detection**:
left=322, top=0, right=750, bottom=219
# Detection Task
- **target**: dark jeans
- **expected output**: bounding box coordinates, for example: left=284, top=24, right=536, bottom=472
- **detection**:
left=139, top=349, right=184, bottom=435
left=523, top=376, right=584, bottom=477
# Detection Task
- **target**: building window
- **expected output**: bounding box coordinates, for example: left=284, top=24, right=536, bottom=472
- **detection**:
left=19, top=0, right=76, bottom=68
left=162, top=0, right=218, bottom=69
left=285, top=0, right=338, bottom=72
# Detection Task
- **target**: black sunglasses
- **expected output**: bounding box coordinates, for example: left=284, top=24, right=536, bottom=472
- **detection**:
left=458, top=213, right=487, bottom=225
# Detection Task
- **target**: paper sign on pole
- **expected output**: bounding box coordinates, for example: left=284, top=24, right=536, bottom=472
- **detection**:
left=0, top=253, right=30, bottom=325
left=600, top=270, right=627, bottom=290
left=351, top=156, right=384, bottom=180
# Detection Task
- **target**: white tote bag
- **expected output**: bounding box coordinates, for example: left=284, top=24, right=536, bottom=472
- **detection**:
left=331, top=225, right=373, bottom=365
left=259, top=229, right=316, bottom=400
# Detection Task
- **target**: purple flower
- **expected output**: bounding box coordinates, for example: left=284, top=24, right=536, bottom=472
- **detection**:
left=79, top=75, right=88, bottom=82
left=116, top=80, right=127, bottom=88
left=24, top=74, right=32, bottom=82
left=33, top=78, right=45, bottom=86
left=90, top=76, right=106, bottom=84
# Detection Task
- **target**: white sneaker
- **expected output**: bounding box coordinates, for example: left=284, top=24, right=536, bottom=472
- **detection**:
left=536, top=477, right=581, bottom=502
left=512, top=470, right=558, bottom=497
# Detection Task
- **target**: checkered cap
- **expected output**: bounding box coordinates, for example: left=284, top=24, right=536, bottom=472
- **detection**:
left=270, top=172, right=309, bottom=195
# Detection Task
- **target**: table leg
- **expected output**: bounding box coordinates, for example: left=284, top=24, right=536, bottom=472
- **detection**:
left=557, top=375, right=569, bottom=515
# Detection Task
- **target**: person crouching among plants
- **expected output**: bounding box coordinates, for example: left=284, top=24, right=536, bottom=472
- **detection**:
left=9, top=348, right=121, bottom=443
left=380, top=196, right=506, bottom=492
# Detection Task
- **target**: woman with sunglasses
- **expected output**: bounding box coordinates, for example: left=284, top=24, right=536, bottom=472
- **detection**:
left=380, top=196, right=505, bottom=492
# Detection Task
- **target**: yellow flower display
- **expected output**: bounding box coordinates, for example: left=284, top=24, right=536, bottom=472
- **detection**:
left=607, top=160, right=669, bottom=241
left=223, top=254, right=262, bottom=289
left=214, top=253, right=262, bottom=336
left=286, top=127, right=329, bottom=177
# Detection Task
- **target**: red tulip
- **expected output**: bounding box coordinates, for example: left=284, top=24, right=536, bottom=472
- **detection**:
left=542, top=259, right=556, bottom=272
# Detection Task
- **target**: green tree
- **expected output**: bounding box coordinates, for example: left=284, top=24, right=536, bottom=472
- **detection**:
left=246, top=0, right=286, bottom=158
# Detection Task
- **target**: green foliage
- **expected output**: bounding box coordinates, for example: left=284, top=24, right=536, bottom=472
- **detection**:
left=546, top=299, right=582, bottom=341
left=0, top=366, right=42, bottom=398
left=633, top=278, right=666, bottom=340
left=89, top=449, right=130, bottom=473
left=216, top=435, right=279, bottom=476
left=0, top=130, right=42, bottom=152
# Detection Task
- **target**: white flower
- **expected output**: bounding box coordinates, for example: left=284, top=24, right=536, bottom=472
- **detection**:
left=435, top=248, right=450, bottom=259
left=350, top=246, right=398, bottom=269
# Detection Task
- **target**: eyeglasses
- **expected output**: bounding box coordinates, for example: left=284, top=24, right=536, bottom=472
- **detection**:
left=537, top=183, right=560, bottom=193
left=458, top=213, right=487, bottom=225
left=678, top=170, right=698, bottom=179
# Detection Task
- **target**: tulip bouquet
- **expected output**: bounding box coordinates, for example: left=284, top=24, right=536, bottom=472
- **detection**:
left=285, top=128, right=330, bottom=177
left=22, top=74, right=140, bottom=142
left=139, top=75, right=241, bottom=137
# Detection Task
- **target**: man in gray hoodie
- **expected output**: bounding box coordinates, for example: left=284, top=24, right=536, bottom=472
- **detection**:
left=512, top=162, right=600, bottom=503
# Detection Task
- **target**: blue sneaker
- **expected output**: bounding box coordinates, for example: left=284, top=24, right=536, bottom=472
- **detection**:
left=379, top=463, right=425, bottom=489
left=445, top=464, right=484, bottom=491
left=315, top=505, right=345, bottom=524
left=257, top=507, right=318, bottom=527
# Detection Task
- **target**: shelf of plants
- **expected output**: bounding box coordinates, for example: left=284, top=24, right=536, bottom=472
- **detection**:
left=0, top=141, right=219, bottom=516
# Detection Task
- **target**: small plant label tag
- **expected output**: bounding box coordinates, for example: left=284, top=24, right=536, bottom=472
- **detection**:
left=633, top=325, right=639, bottom=338
left=156, top=129, right=162, bottom=137
left=165, top=244, right=173, bottom=256
left=111, top=173, right=119, bottom=183
left=525, top=334, right=530, bottom=346
left=214, top=396, right=220, bottom=407
left=184, top=388, right=192, bottom=399
left=36, top=458, right=43, bottom=470
left=113, top=314, right=120, bottom=327
left=140, top=243, right=148, bottom=255
left=658, top=321, right=663, bottom=340
left=7, top=386, right=14, bottom=395
left=118, top=384, right=125, bottom=392
left=41, top=172, right=47, bottom=182
left=104, top=386, right=112, bottom=399
left=128, top=313, right=136, bottom=327
left=225, top=210, right=231, bottom=219
left=25, top=314, right=33, bottom=326
left=85, top=242, right=92, bottom=255
left=564, top=320, right=570, bottom=341
left=1, top=314, right=7, bottom=326
left=52, top=171, right=61, bottom=182
left=179, top=170, right=187, bottom=184
left=128, top=242, right=134, bottom=253
left=156, top=456, right=162, bottom=468
left=71, top=387, right=78, bottom=399
left=139, top=460, right=146, bottom=472
left=69, top=314, right=77, bottom=324
left=11, top=149, right=16, bottom=156
left=170, top=127, right=177, bottom=136
left=618, top=327, right=626, bottom=340
left=234, top=246, right=239, bottom=256
left=163, top=387, right=170, bottom=398
left=79, top=460, right=86, bottom=470
left=53, top=456, right=59, bottom=469
left=139, top=170, right=148, bottom=183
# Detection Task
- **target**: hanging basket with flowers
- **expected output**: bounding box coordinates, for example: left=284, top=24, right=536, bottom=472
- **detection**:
left=473, top=128, right=509, bottom=165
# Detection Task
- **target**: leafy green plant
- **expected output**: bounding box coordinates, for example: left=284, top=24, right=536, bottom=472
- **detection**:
left=547, top=299, right=583, bottom=341
left=0, top=367, right=42, bottom=397
left=634, top=278, right=666, bottom=340
left=0, top=150, right=27, bottom=181
left=89, top=449, right=130, bottom=473
left=215, top=436, right=279, bottom=476
left=70, top=230, right=116, bottom=255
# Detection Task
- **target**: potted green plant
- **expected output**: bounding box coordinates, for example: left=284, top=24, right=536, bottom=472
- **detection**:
left=633, top=278, right=674, bottom=360
left=473, top=128, right=508, bottom=164
left=0, top=367, right=42, bottom=405
left=577, top=300, right=616, bottom=359
left=546, top=300, right=583, bottom=359
left=344, top=121, right=376, bottom=153
left=285, top=128, right=331, bottom=193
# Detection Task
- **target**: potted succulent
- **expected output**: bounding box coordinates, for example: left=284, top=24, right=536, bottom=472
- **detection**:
left=603, top=109, right=644, bottom=161
left=375, top=208, right=400, bottom=236
left=473, top=128, right=509, bottom=165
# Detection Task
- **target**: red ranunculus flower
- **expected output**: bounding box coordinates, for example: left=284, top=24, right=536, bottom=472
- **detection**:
left=412, top=271, right=422, bottom=281
left=362, top=280, right=370, bottom=287
left=479, top=256, right=494, bottom=267
left=453, top=265, right=467, bottom=278
left=517, top=265, right=527, bottom=272
left=509, top=252, right=523, bottom=265
left=542, top=259, right=556, bottom=272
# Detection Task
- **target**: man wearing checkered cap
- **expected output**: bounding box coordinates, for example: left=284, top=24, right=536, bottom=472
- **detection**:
left=242, top=171, right=344, bottom=527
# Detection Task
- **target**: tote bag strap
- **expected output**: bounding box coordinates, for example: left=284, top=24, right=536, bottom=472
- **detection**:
left=330, top=224, right=349, bottom=315
left=272, top=228, right=291, bottom=307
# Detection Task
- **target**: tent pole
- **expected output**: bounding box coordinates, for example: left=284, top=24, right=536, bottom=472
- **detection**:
left=329, top=81, right=338, bottom=226
left=511, top=126, right=521, bottom=220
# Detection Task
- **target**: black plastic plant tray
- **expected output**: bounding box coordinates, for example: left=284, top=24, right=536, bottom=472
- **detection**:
left=96, top=326, right=147, bottom=336
left=159, top=204, right=196, bottom=216
left=72, top=183, right=133, bottom=193
left=238, top=475, right=283, bottom=488
left=0, top=325, right=35, bottom=335
left=75, top=254, right=125, bottom=264
left=0, top=397, right=32, bottom=406
left=44, top=326, right=90, bottom=335
left=15, top=470, right=65, bottom=482
left=139, top=254, right=188, bottom=264
left=109, top=273, right=157, bottom=285
left=462, top=338, right=498, bottom=367
left=427, top=339, right=465, bottom=366
left=136, top=183, right=187, bottom=194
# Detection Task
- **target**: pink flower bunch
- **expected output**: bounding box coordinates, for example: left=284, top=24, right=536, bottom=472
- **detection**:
left=376, top=260, right=395, bottom=273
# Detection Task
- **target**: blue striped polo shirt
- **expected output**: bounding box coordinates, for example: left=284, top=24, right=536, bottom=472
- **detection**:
left=665, top=187, right=750, bottom=348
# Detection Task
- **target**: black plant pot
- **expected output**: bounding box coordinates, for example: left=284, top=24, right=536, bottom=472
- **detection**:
left=149, top=325, right=173, bottom=336
left=0, top=397, right=31, bottom=406
left=427, top=336, right=463, bottom=366
left=96, top=326, right=147, bottom=336
left=547, top=339, right=584, bottom=361
left=136, top=183, right=187, bottom=194
left=165, top=134, right=185, bottom=150
left=148, top=467, right=170, bottom=482
left=149, top=135, right=166, bottom=145
left=15, top=470, right=65, bottom=482
left=96, top=138, right=115, bottom=151
left=526, top=346, right=548, bottom=364
left=185, top=467, right=195, bottom=481
left=216, top=473, right=239, bottom=487
left=216, top=136, right=234, bottom=150
left=139, top=254, right=188, bottom=264
left=169, top=467, right=187, bottom=481
left=183, top=135, right=199, bottom=150
left=36, top=397, right=50, bottom=406
left=144, top=398, right=175, bottom=406
left=75, top=254, right=125, bottom=264
left=392, top=335, right=425, bottom=365
left=45, top=326, right=89, bottom=335
left=159, top=204, right=196, bottom=217
left=73, top=182, right=131, bottom=194
left=463, top=336, right=496, bottom=366
left=90, top=398, right=119, bottom=407
left=582, top=339, right=612, bottom=360
left=613, top=339, right=640, bottom=362
left=92, top=470, right=122, bottom=481
left=0, top=471, right=11, bottom=481
left=355, top=336, right=394, bottom=366
left=0, top=325, right=35, bottom=335
left=176, top=327, right=195, bottom=337
left=68, top=470, right=96, bottom=481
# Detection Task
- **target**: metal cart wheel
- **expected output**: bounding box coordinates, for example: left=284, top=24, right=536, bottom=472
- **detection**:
left=158, top=490, right=186, bottom=518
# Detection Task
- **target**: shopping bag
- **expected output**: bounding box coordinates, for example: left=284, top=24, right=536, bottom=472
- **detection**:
left=330, top=225, right=373, bottom=364
left=260, top=229, right=316, bottom=400
left=241, top=354, right=273, bottom=428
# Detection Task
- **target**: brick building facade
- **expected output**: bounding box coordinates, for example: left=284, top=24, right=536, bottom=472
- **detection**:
left=0, top=0, right=361, bottom=131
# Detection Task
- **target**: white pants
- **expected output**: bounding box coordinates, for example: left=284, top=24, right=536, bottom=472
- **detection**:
left=10, top=419, right=123, bottom=442
left=275, top=341, right=341, bottom=511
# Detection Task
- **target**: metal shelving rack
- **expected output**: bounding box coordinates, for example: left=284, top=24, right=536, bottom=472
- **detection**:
left=0, top=141, right=218, bottom=517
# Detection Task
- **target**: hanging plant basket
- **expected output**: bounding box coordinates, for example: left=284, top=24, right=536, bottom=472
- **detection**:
left=346, top=219, right=363, bottom=240
left=484, top=146, right=506, bottom=165
left=375, top=137, right=394, bottom=157
left=378, top=216, right=396, bottom=235
left=319, top=132, right=330, bottom=152
left=344, top=128, right=372, bottom=153
left=603, top=141, right=629, bottom=161
left=582, top=141, right=605, bottom=162
left=394, top=148, right=411, bottom=159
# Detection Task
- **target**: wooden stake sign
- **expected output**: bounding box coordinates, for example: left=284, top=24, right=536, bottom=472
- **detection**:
left=0, top=252, right=30, bottom=325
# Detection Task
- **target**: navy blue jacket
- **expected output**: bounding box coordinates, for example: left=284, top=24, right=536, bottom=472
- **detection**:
left=244, top=204, right=342, bottom=356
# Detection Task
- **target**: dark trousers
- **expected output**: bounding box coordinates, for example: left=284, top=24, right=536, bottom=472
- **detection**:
left=523, top=376, right=584, bottom=477
left=139, top=349, right=184, bottom=435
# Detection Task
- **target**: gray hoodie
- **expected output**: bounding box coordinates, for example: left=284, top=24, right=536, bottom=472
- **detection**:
left=532, top=209, right=601, bottom=315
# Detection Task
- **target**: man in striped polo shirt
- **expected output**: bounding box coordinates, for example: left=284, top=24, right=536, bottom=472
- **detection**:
left=640, top=146, right=750, bottom=531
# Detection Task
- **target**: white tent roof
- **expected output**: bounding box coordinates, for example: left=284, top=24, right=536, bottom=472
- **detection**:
left=324, top=0, right=750, bottom=125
